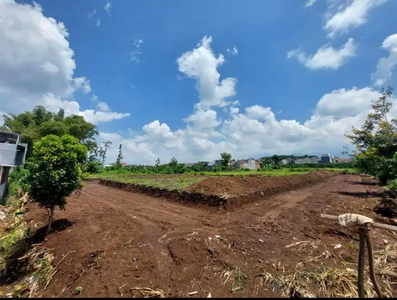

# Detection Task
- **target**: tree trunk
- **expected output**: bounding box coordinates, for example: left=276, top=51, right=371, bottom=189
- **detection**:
left=46, top=206, right=55, bottom=235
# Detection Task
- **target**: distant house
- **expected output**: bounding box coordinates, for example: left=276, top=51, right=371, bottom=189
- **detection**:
left=234, top=158, right=260, bottom=170
left=340, top=158, right=352, bottom=163
left=0, top=132, right=28, bottom=201
left=332, top=156, right=340, bottom=163
left=294, top=157, right=319, bottom=164
left=281, top=158, right=294, bottom=165
left=320, top=154, right=332, bottom=164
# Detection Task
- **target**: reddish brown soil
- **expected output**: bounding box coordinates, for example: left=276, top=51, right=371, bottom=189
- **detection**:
left=100, top=170, right=337, bottom=210
left=12, top=174, right=397, bottom=297
left=187, top=170, right=336, bottom=197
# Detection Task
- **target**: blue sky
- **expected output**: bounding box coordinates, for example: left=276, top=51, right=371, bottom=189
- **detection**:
left=1, top=0, right=397, bottom=164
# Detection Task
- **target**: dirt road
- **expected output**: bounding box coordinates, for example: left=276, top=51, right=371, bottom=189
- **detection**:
left=23, top=174, right=396, bottom=297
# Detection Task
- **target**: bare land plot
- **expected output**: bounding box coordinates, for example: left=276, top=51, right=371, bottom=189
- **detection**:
left=4, top=173, right=397, bottom=297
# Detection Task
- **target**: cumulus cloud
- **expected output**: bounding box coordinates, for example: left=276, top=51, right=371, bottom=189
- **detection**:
left=372, top=33, right=397, bottom=86
left=314, top=87, right=380, bottom=118
left=43, top=93, right=130, bottom=125
left=287, top=38, right=357, bottom=70
left=95, top=36, right=395, bottom=165
left=324, top=0, right=388, bottom=39
left=0, top=0, right=129, bottom=124
left=112, top=85, right=386, bottom=164
left=184, top=107, right=220, bottom=130
left=305, top=0, right=317, bottom=8
left=177, top=36, right=237, bottom=107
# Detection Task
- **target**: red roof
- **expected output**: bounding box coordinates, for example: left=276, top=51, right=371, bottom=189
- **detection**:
left=340, top=158, right=352, bottom=162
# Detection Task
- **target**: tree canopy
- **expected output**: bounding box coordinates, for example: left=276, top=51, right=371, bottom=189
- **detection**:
left=24, top=134, right=87, bottom=233
left=220, top=152, right=232, bottom=170
left=346, top=86, right=397, bottom=185
left=1, top=105, right=98, bottom=158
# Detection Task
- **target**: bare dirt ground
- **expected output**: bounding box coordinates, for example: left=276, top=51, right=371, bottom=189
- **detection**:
left=18, top=174, right=397, bottom=297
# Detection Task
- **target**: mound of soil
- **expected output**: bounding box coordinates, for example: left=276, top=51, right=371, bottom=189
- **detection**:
left=187, top=170, right=336, bottom=197
left=99, top=171, right=336, bottom=210
left=375, top=197, right=397, bottom=218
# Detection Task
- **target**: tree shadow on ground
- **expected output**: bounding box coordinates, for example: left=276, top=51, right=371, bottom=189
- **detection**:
left=0, top=218, right=74, bottom=285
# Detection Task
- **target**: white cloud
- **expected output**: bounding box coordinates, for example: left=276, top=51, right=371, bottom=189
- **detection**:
left=104, top=2, right=111, bottom=15
left=130, top=38, right=144, bottom=63
left=184, top=107, right=220, bottom=130
left=41, top=62, right=59, bottom=74
left=230, top=107, right=239, bottom=115
left=372, top=33, right=397, bottom=86
left=177, top=36, right=237, bottom=107
left=97, top=101, right=110, bottom=112
left=324, top=0, right=388, bottom=39
left=91, top=95, right=98, bottom=101
left=100, top=84, right=392, bottom=165
left=305, top=0, right=317, bottom=8
left=288, top=38, right=357, bottom=70
left=79, top=110, right=130, bottom=125
left=0, top=0, right=128, bottom=124
left=314, top=86, right=380, bottom=118
left=43, top=93, right=129, bottom=125
left=245, top=105, right=274, bottom=120
left=226, top=46, right=238, bottom=56
left=96, top=36, right=392, bottom=165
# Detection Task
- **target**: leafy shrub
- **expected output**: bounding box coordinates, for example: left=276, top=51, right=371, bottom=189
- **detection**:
left=25, top=134, right=87, bottom=234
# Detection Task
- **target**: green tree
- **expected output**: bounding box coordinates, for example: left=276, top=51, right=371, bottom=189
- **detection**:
left=98, top=141, right=112, bottom=165
left=346, top=86, right=397, bottom=185
left=272, top=155, right=281, bottom=169
left=24, top=135, right=87, bottom=234
left=33, top=106, right=52, bottom=126
left=220, top=152, right=232, bottom=171
left=169, top=157, right=178, bottom=168
left=54, top=108, right=65, bottom=122
left=115, top=144, right=123, bottom=168
left=155, top=158, right=160, bottom=167
left=1, top=106, right=98, bottom=157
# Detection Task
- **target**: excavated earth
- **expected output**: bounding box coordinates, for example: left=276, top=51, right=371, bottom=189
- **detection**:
left=3, top=173, right=397, bottom=297
left=100, top=170, right=336, bottom=210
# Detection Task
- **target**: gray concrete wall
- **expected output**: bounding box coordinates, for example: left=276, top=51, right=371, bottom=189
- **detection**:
left=0, top=143, right=18, bottom=167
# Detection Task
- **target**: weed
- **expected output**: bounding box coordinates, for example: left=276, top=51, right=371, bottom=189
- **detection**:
left=231, top=268, right=246, bottom=292
left=0, top=214, right=26, bottom=272
left=262, top=267, right=376, bottom=298
left=75, top=285, right=83, bottom=294
left=10, top=284, right=30, bottom=298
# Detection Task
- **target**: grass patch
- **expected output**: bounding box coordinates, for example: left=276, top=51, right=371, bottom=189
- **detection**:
left=89, top=167, right=355, bottom=190
left=92, top=174, right=206, bottom=190
left=91, top=167, right=356, bottom=179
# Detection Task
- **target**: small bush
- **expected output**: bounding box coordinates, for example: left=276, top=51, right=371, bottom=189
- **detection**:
left=388, top=179, right=397, bottom=190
